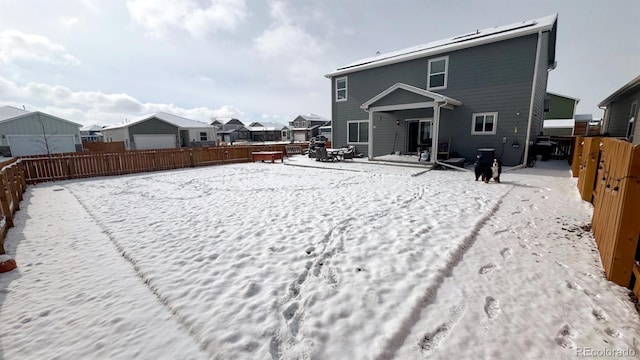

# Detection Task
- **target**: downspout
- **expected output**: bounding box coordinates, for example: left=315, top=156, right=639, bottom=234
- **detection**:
left=434, top=101, right=472, bottom=172
left=510, top=29, right=543, bottom=171
left=599, top=105, right=608, bottom=135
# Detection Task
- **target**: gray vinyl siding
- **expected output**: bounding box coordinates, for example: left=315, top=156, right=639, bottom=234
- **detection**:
left=0, top=113, right=81, bottom=147
left=128, top=118, right=179, bottom=144
left=331, top=33, right=544, bottom=165
left=603, top=89, right=640, bottom=137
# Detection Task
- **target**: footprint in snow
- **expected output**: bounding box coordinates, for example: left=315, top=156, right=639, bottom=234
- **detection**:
left=479, top=263, right=496, bottom=275
left=418, top=324, right=450, bottom=352
left=566, top=281, right=581, bottom=291
left=605, top=327, right=620, bottom=338
left=484, top=297, right=500, bottom=319
left=500, top=248, right=512, bottom=259
left=555, top=324, right=576, bottom=348
left=592, top=308, right=606, bottom=321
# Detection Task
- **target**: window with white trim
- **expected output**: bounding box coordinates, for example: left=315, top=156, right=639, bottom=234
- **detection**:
left=471, top=112, right=497, bottom=135
left=199, top=132, right=207, bottom=141
left=336, top=77, right=347, bottom=102
left=347, top=120, right=368, bottom=143
left=427, top=56, right=448, bottom=90
left=627, top=101, right=637, bottom=140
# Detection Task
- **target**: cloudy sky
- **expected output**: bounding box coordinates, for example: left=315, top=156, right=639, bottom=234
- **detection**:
left=0, top=0, right=638, bottom=127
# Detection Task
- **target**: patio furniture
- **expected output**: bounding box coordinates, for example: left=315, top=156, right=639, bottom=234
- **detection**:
left=252, top=151, right=284, bottom=163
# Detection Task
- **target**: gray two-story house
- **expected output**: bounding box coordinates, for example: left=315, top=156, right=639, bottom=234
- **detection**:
left=599, top=74, right=640, bottom=144
left=326, top=14, right=558, bottom=166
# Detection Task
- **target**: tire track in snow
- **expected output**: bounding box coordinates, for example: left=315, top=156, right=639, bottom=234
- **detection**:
left=375, top=185, right=514, bottom=360
left=66, top=187, right=211, bottom=356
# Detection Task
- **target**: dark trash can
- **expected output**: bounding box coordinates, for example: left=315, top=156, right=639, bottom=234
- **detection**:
left=476, top=148, right=495, bottom=166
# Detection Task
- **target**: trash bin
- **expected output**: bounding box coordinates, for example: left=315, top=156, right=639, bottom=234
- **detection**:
left=476, top=148, right=495, bottom=166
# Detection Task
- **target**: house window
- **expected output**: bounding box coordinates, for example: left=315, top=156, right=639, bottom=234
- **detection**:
left=347, top=120, right=368, bottom=143
left=627, top=101, right=637, bottom=141
left=336, top=77, right=347, bottom=102
left=427, top=56, right=448, bottom=90
left=471, top=112, right=498, bottom=135
left=199, top=132, right=207, bottom=141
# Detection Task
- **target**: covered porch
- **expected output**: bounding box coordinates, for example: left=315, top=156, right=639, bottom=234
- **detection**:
left=360, top=83, right=462, bottom=163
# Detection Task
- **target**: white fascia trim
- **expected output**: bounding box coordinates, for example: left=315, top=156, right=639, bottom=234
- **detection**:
left=369, top=102, right=436, bottom=112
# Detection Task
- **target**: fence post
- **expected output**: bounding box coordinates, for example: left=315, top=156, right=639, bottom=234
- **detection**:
left=0, top=175, right=14, bottom=228
left=6, top=166, right=19, bottom=211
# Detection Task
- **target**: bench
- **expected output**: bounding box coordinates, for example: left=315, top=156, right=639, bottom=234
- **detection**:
left=252, top=151, right=284, bottom=163
left=285, top=145, right=302, bottom=157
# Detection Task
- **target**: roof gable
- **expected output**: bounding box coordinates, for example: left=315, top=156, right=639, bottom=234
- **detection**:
left=361, top=83, right=462, bottom=110
left=326, top=14, right=557, bottom=78
left=598, top=74, right=640, bottom=106
left=104, top=112, right=211, bottom=130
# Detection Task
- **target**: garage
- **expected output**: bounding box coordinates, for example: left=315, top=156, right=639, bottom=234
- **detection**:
left=293, top=132, right=307, bottom=142
left=7, top=135, right=76, bottom=156
left=133, top=134, right=176, bottom=150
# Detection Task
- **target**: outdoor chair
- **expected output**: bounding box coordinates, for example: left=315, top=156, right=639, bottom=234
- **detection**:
left=342, top=147, right=355, bottom=160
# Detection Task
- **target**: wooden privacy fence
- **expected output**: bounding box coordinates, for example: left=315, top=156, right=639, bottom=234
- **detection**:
left=575, top=136, right=640, bottom=295
left=0, top=159, right=27, bottom=254
left=20, top=145, right=291, bottom=183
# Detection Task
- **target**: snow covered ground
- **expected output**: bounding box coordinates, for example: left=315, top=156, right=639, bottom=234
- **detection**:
left=0, top=156, right=638, bottom=359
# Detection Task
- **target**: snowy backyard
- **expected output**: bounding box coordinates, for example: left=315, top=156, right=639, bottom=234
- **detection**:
left=0, top=156, right=639, bottom=359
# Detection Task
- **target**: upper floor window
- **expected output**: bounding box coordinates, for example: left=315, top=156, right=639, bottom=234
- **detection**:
left=428, top=56, right=448, bottom=90
left=471, top=112, right=497, bottom=135
left=199, top=132, right=208, bottom=141
left=336, top=77, right=347, bottom=102
left=348, top=120, right=368, bottom=143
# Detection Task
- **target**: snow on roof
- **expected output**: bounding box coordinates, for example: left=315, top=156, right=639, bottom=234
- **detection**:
left=247, top=121, right=287, bottom=131
left=544, top=119, right=575, bottom=128
left=0, top=105, right=31, bottom=121
left=326, top=14, right=557, bottom=78
left=299, top=113, right=329, bottom=122
left=104, top=112, right=212, bottom=130
left=547, top=91, right=580, bottom=103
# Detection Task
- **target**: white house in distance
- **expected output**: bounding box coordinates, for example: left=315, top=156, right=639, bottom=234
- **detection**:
left=102, top=112, right=216, bottom=150
left=0, top=105, right=82, bottom=157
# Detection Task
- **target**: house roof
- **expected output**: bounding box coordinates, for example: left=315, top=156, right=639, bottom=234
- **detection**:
left=361, top=83, right=462, bottom=111
left=298, top=113, right=329, bottom=122
left=247, top=122, right=286, bottom=132
left=326, top=14, right=558, bottom=78
left=0, top=106, right=82, bottom=127
left=104, top=112, right=212, bottom=130
left=0, top=106, right=30, bottom=121
left=598, top=74, right=640, bottom=106
left=543, top=119, right=575, bottom=128
left=547, top=91, right=580, bottom=103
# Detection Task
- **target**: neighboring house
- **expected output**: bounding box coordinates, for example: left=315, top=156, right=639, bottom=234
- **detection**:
left=543, top=92, right=579, bottom=136
left=0, top=106, right=82, bottom=157
left=289, top=114, right=330, bottom=142
left=212, top=118, right=250, bottom=144
left=325, top=14, right=558, bottom=166
left=573, top=114, right=601, bottom=136
left=102, top=112, right=216, bottom=150
left=544, top=92, right=579, bottom=120
left=599, top=74, right=640, bottom=144
left=80, top=125, right=104, bottom=142
left=247, top=121, right=286, bottom=142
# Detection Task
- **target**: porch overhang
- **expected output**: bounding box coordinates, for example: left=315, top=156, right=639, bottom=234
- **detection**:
left=361, top=82, right=463, bottom=165
left=360, top=83, right=462, bottom=112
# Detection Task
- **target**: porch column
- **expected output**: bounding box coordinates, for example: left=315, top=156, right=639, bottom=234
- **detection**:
left=431, top=104, right=441, bottom=163
left=368, top=110, right=374, bottom=159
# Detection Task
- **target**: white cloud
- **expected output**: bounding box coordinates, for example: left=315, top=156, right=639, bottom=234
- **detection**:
left=61, top=17, right=80, bottom=27
left=0, top=30, right=80, bottom=65
left=126, top=0, right=247, bottom=38
left=0, top=76, right=243, bottom=126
